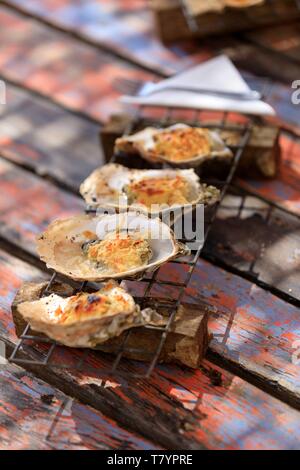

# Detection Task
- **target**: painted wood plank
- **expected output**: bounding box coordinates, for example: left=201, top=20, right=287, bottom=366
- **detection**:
left=244, top=23, right=300, bottom=65
left=0, top=6, right=299, bottom=133
left=0, top=83, right=103, bottom=190
left=3, top=0, right=300, bottom=83
left=0, top=5, right=157, bottom=122
left=0, top=161, right=299, bottom=406
left=1, top=249, right=300, bottom=450
left=204, top=192, right=300, bottom=300
left=0, top=0, right=208, bottom=76
left=0, top=363, right=161, bottom=450
left=0, top=158, right=83, bottom=255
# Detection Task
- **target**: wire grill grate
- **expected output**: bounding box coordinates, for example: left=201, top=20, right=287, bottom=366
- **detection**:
left=8, top=106, right=257, bottom=378
left=10, top=106, right=300, bottom=376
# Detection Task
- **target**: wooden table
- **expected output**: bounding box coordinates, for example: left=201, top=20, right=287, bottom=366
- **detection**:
left=0, top=0, right=299, bottom=450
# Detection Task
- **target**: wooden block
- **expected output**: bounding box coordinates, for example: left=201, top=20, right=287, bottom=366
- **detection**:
left=12, top=281, right=211, bottom=369
left=238, top=132, right=300, bottom=215
left=151, top=0, right=300, bottom=42
left=100, top=113, right=281, bottom=178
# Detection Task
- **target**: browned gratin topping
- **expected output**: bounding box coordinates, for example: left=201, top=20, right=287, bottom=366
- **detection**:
left=54, top=292, right=112, bottom=324
left=86, top=233, right=151, bottom=273
left=153, top=128, right=211, bottom=162
left=126, top=175, right=189, bottom=207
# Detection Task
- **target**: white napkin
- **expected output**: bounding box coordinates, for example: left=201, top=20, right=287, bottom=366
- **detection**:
left=121, top=55, right=275, bottom=116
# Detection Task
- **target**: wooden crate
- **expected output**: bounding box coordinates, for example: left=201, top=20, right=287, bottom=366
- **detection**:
left=151, top=0, right=300, bottom=42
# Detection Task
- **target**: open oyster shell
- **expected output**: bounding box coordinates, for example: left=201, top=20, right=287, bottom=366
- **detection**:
left=80, top=163, right=220, bottom=215
left=17, top=280, right=154, bottom=347
left=37, top=212, right=189, bottom=282
left=114, top=124, right=232, bottom=168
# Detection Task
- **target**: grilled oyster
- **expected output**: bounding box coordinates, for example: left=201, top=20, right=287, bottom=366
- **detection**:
left=80, top=163, right=220, bottom=214
left=17, top=280, right=151, bottom=347
left=115, top=124, right=232, bottom=167
left=37, top=212, right=188, bottom=282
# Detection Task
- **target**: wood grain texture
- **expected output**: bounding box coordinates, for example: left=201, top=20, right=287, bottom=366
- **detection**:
left=0, top=363, right=161, bottom=450
left=0, top=84, right=103, bottom=190
left=244, top=23, right=300, bottom=65
left=0, top=6, right=299, bottom=132
left=0, top=158, right=83, bottom=255
left=0, top=165, right=299, bottom=406
left=0, top=5, right=157, bottom=122
left=5, top=0, right=300, bottom=82
left=1, top=250, right=300, bottom=450
left=0, top=0, right=208, bottom=76
left=205, top=192, right=300, bottom=300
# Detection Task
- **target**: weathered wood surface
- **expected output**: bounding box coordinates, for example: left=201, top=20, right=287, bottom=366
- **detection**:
left=0, top=84, right=104, bottom=190
left=0, top=6, right=299, bottom=132
left=1, top=250, right=300, bottom=450
left=0, top=363, right=160, bottom=450
left=4, top=0, right=300, bottom=85
left=0, top=159, right=83, bottom=255
left=1, top=0, right=209, bottom=76
left=0, top=0, right=299, bottom=451
left=244, top=23, right=300, bottom=65
left=0, top=162, right=299, bottom=407
left=205, top=193, right=300, bottom=300
left=0, top=5, right=156, bottom=122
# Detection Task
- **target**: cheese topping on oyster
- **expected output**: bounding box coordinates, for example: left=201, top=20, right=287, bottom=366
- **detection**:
left=84, top=231, right=152, bottom=275
left=17, top=281, right=150, bottom=347
left=148, top=127, right=211, bottom=162
left=37, top=213, right=189, bottom=282
left=80, top=164, right=220, bottom=214
left=124, top=175, right=189, bottom=207
left=114, top=124, right=232, bottom=167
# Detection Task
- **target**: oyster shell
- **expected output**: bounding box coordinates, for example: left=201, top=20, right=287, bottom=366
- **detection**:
left=80, top=163, right=220, bottom=215
left=17, top=280, right=152, bottom=347
left=115, top=124, right=232, bottom=168
left=37, top=212, right=189, bottom=282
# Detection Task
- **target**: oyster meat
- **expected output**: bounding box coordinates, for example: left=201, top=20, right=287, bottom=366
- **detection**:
left=80, top=163, right=220, bottom=214
left=17, top=281, right=150, bottom=347
left=37, top=212, right=188, bottom=282
left=114, top=124, right=232, bottom=167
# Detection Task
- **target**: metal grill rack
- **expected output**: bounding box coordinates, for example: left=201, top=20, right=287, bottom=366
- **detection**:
left=180, top=0, right=300, bottom=35
left=9, top=107, right=257, bottom=378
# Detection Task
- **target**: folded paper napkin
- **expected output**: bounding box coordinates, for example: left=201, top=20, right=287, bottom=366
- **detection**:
left=185, top=0, right=265, bottom=16
left=121, top=55, right=275, bottom=116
